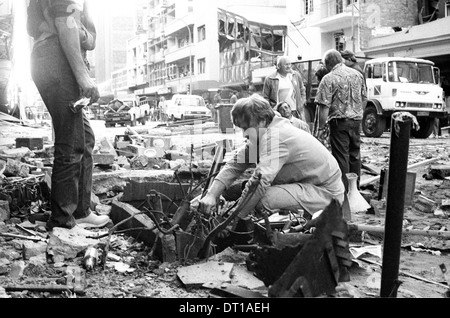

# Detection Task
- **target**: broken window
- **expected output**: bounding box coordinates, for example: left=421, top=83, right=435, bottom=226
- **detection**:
left=237, top=19, right=245, bottom=40
left=228, top=17, right=235, bottom=38
left=273, top=29, right=284, bottom=52
left=250, top=25, right=261, bottom=49
left=305, top=0, right=314, bottom=15
left=219, top=17, right=226, bottom=34
left=336, top=0, right=343, bottom=14
left=260, top=28, right=273, bottom=51
left=198, top=25, right=206, bottom=42
left=334, top=32, right=345, bottom=52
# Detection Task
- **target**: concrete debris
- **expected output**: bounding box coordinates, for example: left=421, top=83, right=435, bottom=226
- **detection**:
left=0, top=287, right=11, bottom=299
left=0, top=200, right=10, bottom=222
left=0, top=249, right=21, bottom=261
left=207, top=247, right=248, bottom=264
left=4, top=158, right=30, bottom=178
left=98, top=137, right=118, bottom=157
left=22, top=241, right=47, bottom=260
left=0, top=258, right=10, bottom=274
left=109, top=200, right=157, bottom=247
left=335, top=283, right=365, bottom=298
left=415, top=195, right=438, bottom=214
left=208, top=283, right=266, bottom=298
left=177, top=261, right=234, bottom=288
left=9, top=260, right=26, bottom=279
left=1, top=147, right=31, bottom=158
left=93, top=153, right=116, bottom=166
left=0, top=117, right=449, bottom=299
left=46, top=227, right=103, bottom=262
left=229, top=265, right=266, bottom=291
left=106, top=261, right=136, bottom=273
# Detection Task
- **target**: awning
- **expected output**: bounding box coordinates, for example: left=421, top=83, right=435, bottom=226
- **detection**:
left=192, top=80, right=220, bottom=92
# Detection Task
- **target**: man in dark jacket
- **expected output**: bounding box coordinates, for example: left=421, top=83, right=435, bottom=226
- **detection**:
left=263, top=56, right=307, bottom=121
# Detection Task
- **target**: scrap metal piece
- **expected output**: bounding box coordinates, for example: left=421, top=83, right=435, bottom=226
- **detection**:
left=210, top=284, right=266, bottom=298
left=247, top=199, right=352, bottom=298
left=197, top=173, right=262, bottom=259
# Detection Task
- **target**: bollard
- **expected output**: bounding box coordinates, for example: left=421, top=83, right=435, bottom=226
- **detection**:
left=380, top=113, right=414, bottom=298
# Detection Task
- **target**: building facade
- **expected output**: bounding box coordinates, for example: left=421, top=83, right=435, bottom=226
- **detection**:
left=103, top=0, right=450, bottom=104
left=120, top=0, right=289, bottom=103
left=362, top=0, right=450, bottom=80
left=94, top=0, right=140, bottom=98
left=286, top=0, right=449, bottom=74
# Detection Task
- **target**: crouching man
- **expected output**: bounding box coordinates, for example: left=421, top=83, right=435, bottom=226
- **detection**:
left=199, top=95, right=345, bottom=227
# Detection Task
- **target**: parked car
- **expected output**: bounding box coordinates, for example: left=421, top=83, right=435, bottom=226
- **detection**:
left=166, top=94, right=211, bottom=121
left=104, top=97, right=150, bottom=127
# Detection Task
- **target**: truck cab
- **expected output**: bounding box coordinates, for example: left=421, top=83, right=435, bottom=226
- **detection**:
left=363, top=57, right=445, bottom=138
left=104, top=96, right=150, bottom=127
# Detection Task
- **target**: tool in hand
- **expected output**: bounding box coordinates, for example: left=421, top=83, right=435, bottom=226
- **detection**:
left=197, top=173, right=262, bottom=259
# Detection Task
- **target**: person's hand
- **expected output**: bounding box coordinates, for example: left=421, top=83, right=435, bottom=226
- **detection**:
left=79, top=76, right=99, bottom=104
left=198, top=193, right=218, bottom=216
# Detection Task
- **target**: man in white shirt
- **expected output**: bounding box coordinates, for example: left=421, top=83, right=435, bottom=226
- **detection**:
left=263, top=56, right=307, bottom=121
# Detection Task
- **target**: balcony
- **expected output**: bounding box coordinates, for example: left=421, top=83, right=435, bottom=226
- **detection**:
left=149, top=51, right=165, bottom=64
left=310, top=2, right=358, bottom=32
left=164, top=44, right=192, bottom=64
left=164, top=14, right=194, bottom=37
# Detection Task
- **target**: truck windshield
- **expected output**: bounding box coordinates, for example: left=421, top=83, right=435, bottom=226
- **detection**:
left=176, top=97, right=206, bottom=106
left=388, top=62, right=435, bottom=84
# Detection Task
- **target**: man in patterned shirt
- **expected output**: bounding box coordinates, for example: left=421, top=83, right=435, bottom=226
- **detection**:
left=314, top=49, right=367, bottom=192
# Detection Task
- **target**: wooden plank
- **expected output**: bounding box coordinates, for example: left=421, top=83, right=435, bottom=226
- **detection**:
left=348, top=223, right=450, bottom=239
left=361, top=158, right=439, bottom=187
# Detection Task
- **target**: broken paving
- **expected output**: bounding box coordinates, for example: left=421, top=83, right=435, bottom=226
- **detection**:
left=0, top=118, right=450, bottom=298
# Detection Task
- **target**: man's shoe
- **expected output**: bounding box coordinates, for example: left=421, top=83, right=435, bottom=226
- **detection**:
left=76, top=212, right=110, bottom=229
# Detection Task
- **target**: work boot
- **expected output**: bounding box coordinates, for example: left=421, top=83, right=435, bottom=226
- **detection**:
left=76, top=211, right=111, bottom=229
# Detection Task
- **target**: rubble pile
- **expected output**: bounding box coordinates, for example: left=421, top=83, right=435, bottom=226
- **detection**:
left=1, top=118, right=450, bottom=298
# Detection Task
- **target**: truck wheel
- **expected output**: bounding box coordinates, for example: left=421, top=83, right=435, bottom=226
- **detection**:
left=140, top=116, right=147, bottom=125
left=411, top=117, right=434, bottom=139
left=131, top=115, right=137, bottom=127
left=362, top=106, right=386, bottom=138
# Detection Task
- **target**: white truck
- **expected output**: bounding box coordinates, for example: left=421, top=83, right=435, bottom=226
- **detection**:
left=104, top=96, right=150, bottom=127
left=363, top=57, right=446, bottom=139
